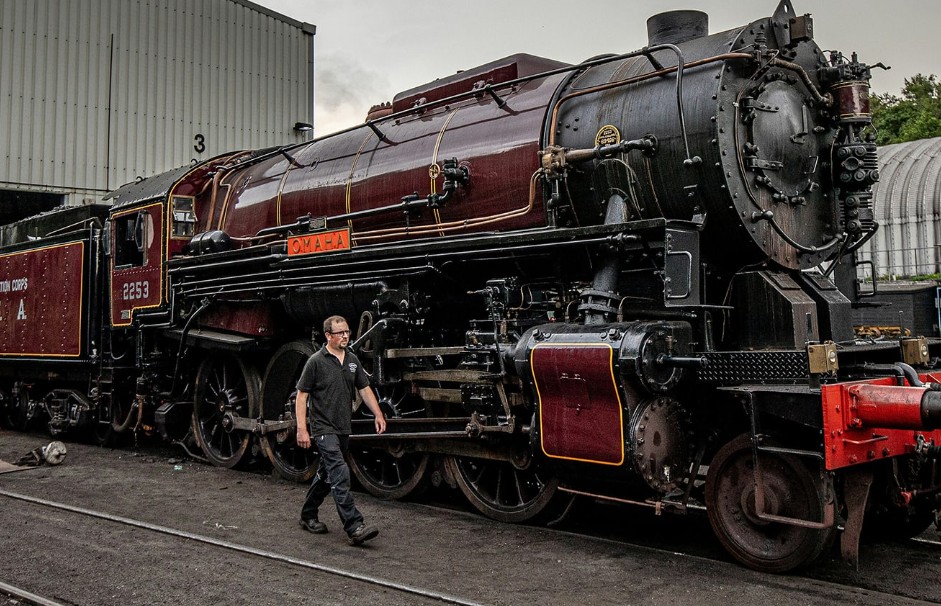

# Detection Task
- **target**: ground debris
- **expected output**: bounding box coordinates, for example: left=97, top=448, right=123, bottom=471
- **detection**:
left=10, top=441, right=67, bottom=467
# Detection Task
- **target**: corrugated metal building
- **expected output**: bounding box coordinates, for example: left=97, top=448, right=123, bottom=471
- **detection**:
left=0, top=0, right=315, bottom=223
left=857, top=136, right=941, bottom=279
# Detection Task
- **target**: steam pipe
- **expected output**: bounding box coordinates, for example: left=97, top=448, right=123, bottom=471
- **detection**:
left=895, top=362, right=924, bottom=387
left=770, top=57, right=831, bottom=107
left=328, top=190, right=455, bottom=224
left=750, top=210, right=844, bottom=254
left=558, top=136, right=658, bottom=166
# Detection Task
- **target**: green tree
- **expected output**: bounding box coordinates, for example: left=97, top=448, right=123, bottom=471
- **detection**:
left=871, top=74, right=941, bottom=145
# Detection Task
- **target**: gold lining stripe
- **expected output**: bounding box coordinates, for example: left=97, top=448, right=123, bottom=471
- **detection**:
left=276, top=156, right=296, bottom=226
left=430, top=110, right=458, bottom=236
left=531, top=343, right=625, bottom=466
left=345, top=133, right=376, bottom=246
left=215, top=173, right=236, bottom=231
left=202, top=152, right=242, bottom=234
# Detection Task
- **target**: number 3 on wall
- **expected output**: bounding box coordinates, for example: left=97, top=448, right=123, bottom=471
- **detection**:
left=194, top=134, right=206, bottom=154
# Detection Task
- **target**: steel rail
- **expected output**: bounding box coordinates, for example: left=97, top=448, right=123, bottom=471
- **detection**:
left=911, top=537, right=941, bottom=548
left=0, top=488, right=486, bottom=606
left=0, top=581, right=67, bottom=606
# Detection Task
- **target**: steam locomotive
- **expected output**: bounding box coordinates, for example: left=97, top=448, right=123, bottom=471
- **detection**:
left=3, top=0, right=941, bottom=573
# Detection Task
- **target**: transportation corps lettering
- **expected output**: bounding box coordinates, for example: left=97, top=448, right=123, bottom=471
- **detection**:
left=287, top=228, right=351, bottom=257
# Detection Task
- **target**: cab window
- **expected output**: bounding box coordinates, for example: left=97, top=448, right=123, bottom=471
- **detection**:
left=172, top=196, right=197, bottom=238
left=114, top=211, right=152, bottom=267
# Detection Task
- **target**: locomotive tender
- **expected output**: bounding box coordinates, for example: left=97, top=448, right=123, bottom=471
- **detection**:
left=3, top=1, right=941, bottom=572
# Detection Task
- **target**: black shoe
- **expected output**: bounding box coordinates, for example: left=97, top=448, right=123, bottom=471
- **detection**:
left=299, top=518, right=328, bottom=534
left=348, top=523, right=379, bottom=545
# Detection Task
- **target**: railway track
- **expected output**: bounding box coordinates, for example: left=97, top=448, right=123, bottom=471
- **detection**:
left=0, top=488, right=485, bottom=606
left=2, top=484, right=940, bottom=606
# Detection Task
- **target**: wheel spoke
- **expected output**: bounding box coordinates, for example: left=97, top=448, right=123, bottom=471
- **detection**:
left=493, top=468, right=505, bottom=505
left=511, top=471, right=525, bottom=506
left=467, top=461, right=486, bottom=485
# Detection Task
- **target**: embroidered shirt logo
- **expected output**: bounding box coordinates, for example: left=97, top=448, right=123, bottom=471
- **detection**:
left=348, top=363, right=357, bottom=373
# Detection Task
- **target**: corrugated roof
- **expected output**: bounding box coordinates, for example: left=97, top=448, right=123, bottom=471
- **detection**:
left=859, top=136, right=941, bottom=277
left=104, top=164, right=198, bottom=210
left=875, top=136, right=941, bottom=224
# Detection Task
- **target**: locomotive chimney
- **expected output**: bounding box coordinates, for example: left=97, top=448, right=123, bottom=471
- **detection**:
left=646, top=10, right=708, bottom=46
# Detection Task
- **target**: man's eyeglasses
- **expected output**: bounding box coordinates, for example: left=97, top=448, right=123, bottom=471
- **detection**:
left=328, top=330, right=351, bottom=336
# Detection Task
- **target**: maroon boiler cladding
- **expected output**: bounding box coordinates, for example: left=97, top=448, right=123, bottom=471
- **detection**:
left=217, top=55, right=571, bottom=245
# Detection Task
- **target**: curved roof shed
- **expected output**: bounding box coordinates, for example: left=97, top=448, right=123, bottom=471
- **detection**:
left=859, top=136, right=941, bottom=278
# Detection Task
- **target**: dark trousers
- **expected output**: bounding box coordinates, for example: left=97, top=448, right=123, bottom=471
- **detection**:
left=301, top=433, right=364, bottom=535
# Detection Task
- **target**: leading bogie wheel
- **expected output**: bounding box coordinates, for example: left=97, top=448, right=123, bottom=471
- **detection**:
left=259, top=341, right=319, bottom=482
left=705, top=434, right=835, bottom=573
left=191, top=354, right=260, bottom=469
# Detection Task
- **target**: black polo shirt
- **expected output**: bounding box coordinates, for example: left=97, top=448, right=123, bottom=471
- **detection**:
left=296, top=345, right=370, bottom=435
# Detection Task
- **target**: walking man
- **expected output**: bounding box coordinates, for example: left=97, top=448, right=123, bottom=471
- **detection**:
left=295, top=315, right=387, bottom=545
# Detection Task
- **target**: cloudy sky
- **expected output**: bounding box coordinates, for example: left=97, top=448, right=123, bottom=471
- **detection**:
left=254, top=0, right=939, bottom=136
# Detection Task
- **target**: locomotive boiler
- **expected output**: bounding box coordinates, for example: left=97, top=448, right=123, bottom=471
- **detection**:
left=2, top=1, right=940, bottom=573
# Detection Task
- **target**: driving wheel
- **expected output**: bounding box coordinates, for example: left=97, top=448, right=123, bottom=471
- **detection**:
left=348, top=383, right=431, bottom=499
left=705, top=434, right=834, bottom=573
left=259, top=341, right=318, bottom=482
left=445, top=454, right=559, bottom=523
left=191, top=354, right=259, bottom=468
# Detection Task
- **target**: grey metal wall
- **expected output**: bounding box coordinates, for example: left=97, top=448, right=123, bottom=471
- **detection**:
left=0, top=0, right=314, bottom=204
left=858, top=136, right=941, bottom=279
